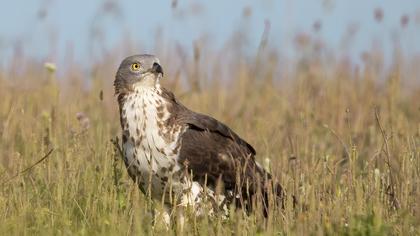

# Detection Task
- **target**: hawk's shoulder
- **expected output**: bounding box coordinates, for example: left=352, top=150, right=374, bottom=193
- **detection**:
left=159, top=87, right=255, bottom=155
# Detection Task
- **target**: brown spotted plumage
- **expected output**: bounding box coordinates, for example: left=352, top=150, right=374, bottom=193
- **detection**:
left=114, top=54, right=284, bottom=222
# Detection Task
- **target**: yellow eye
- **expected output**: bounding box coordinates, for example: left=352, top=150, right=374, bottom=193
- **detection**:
left=131, top=63, right=140, bottom=71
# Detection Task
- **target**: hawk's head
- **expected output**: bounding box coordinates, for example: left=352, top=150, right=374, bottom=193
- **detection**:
left=114, top=54, right=163, bottom=95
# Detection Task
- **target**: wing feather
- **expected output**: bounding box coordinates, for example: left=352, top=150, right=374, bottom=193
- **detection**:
left=160, top=88, right=264, bottom=189
left=180, top=112, right=256, bottom=155
left=161, top=87, right=285, bottom=213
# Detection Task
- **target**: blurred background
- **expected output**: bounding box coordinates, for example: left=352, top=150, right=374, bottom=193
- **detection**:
left=0, top=1, right=419, bottom=234
left=1, top=0, right=420, bottom=75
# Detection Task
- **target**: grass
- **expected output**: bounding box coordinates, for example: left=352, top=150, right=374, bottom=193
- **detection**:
left=0, top=43, right=419, bottom=235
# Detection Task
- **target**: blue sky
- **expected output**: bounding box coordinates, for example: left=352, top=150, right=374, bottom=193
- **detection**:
left=0, top=0, right=419, bottom=68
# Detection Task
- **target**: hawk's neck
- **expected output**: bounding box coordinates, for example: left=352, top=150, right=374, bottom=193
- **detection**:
left=119, top=84, right=183, bottom=153
left=119, top=84, right=166, bottom=128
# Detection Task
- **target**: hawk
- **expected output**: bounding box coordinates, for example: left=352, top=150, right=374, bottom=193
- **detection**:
left=114, top=54, right=284, bottom=222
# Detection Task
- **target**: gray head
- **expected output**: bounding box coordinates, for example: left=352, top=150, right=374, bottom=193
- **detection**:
left=114, top=54, right=163, bottom=94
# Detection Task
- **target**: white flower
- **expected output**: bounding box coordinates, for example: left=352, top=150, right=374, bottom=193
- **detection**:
left=44, top=62, right=56, bottom=73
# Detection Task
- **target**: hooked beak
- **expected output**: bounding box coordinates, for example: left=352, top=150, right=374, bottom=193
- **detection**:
left=151, top=62, right=163, bottom=76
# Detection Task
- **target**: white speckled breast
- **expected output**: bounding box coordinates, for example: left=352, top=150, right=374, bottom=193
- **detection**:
left=121, top=85, right=184, bottom=199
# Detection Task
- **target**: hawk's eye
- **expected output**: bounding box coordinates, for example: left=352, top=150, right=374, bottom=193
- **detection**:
left=131, top=63, right=140, bottom=71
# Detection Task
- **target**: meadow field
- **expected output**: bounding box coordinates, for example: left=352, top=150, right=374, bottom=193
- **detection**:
left=0, top=35, right=419, bottom=235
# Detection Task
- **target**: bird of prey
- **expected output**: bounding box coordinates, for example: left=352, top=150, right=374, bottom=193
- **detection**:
left=114, top=54, right=284, bottom=222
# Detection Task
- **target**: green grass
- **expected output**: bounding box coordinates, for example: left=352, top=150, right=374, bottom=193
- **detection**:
left=0, top=48, right=419, bottom=235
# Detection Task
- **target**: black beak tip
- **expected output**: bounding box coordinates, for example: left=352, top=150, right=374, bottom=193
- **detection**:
left=152, top=62, right=163, bottom=75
